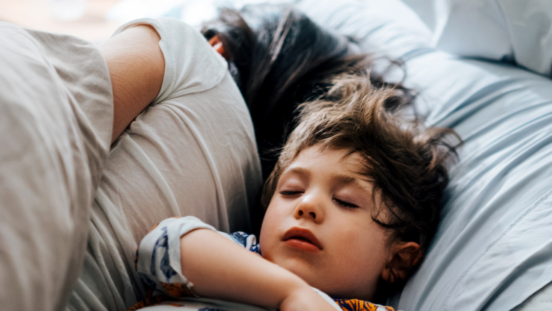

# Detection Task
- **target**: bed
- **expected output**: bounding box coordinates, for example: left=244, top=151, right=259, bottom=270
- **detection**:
left=301, top=1, right=552, bottom=310
left=61, top=0, right=552, bottom=310
left=296, top=1, right=552, bottom=310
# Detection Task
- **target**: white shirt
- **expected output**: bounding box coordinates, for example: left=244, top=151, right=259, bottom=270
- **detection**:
left=67, top=18, right=262, bottom=311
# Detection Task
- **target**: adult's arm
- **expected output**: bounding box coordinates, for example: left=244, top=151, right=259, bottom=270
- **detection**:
left=98, top=25, right=165, bottom=143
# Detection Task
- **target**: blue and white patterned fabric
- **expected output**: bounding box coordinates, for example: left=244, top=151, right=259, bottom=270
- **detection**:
left=136, top=217, right=218, bottom=297
left=226, top=231, right=261, bottom=255
left=136, top=216, right=262, bottom=298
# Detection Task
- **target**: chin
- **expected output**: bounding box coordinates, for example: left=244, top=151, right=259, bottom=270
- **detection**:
left=276, top=257, right=319, bottom=283
left=278, top=259, right=373, bottom=299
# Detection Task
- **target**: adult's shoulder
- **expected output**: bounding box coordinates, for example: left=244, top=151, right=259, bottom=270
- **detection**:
left=112, top=17, right=229, bottom=106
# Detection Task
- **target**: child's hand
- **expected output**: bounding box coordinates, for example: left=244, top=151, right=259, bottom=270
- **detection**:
left=280, top=286, right=338, bottom=311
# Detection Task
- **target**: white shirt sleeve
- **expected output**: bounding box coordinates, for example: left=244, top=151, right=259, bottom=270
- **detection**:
left=111, top=17, right=228, bottom=105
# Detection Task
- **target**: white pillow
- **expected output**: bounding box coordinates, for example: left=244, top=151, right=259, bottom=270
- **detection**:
left=402, top=0, right=552, bottom=77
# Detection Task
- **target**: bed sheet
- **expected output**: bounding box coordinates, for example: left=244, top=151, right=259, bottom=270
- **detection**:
left=295, top=0, right=552, bottom=310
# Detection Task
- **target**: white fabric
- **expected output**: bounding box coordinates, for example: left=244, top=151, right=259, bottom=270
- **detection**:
left=301, top=0, right=432, bottom=61
left=66, top=17, right=262, bottom=311
left=0, top=23, right=113, bottom=311
left=296, top=0, right=552, bottom=310
left=513, top=280, right=552, bottom=310
left=137, top=216, right=217, bottom=289
left=139, top=298, right=274, bottom=311
left=137, top=291, right=342, bottom=311
left=402, top=0, right=552, bottom=77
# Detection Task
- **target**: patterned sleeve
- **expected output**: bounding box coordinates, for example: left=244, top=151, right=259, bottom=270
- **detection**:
left=135, top=216, right=262, bottom=299
left=222, top=231, right=262, bottom=255
left=135, top=216, right=218, bottom=298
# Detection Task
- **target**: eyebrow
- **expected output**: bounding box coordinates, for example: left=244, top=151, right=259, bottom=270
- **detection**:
left=283, top=167, right=311, bottom=179
left=333, top=173, right=358, bottom=185
left=283, top=167, right=372, bottom=193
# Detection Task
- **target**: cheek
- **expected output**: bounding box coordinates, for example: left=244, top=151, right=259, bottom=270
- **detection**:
left=329, top=220, right=389, bottom=275
left=259, top=201, right=286, bottom=256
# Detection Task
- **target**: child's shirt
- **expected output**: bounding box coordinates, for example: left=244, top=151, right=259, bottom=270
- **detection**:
left=133, top=217, right=395, bottom=311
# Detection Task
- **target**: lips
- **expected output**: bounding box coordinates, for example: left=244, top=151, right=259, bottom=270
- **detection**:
left=283, top=227, right=322, bottom=251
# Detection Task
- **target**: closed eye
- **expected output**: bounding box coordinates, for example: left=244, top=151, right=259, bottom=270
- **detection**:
left=280, top=190, right=303, bottom=196
left=334, top=198, right=358, bottom=209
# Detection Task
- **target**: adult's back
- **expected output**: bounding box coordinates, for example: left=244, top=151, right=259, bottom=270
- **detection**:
left=0, top=22, right=112, bottom=311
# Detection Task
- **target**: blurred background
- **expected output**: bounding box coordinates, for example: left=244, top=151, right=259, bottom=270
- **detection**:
left=0, top=0, right=123, bottom=42
left=0, top=0, right=291, bottom=42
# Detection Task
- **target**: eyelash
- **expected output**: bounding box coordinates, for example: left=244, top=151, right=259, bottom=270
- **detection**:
left=334, top=198, right=359, bottom=209
left=280, top=191, right=359, bottom=209
left=280, top=191, right=302, bottom=196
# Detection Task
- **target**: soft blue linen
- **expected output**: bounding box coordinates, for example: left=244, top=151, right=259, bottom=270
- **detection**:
left=297, top=0, right=552, bottom=310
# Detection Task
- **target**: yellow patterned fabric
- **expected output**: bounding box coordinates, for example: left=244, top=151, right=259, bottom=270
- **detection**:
left=335, top=298, right=395, bottom=311
left=127, top=295, right=168, bottom=311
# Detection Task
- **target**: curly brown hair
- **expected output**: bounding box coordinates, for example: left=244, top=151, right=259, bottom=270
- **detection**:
left=262, top=74, right=460, bottom=298
left=201, top=4, right=413, bottom=179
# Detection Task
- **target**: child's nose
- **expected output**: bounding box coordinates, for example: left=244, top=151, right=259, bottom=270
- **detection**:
left=294, top=194, right=325, bottom=223
left=297, top=209, right=316, bottom=219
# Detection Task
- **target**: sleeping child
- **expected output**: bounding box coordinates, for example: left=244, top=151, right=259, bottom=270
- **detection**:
left=129, top=75, right=458, bottom=311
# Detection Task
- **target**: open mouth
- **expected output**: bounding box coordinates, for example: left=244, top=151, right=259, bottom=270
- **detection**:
left=283, top=227, right=322, bottom=251
left=292, top=236, right=311, bottom=243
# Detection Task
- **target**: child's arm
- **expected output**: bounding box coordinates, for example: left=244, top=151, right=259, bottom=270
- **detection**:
left=180, top=228, right=337, bottom=311
left=136, top=217, right=338, bottom=311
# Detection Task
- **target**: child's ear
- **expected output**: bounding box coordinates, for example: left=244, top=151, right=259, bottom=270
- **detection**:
left=381, top=242, right=421, bottom=283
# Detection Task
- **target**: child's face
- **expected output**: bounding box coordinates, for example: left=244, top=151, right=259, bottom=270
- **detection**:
left=259, top=145, right=394, bottom=300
